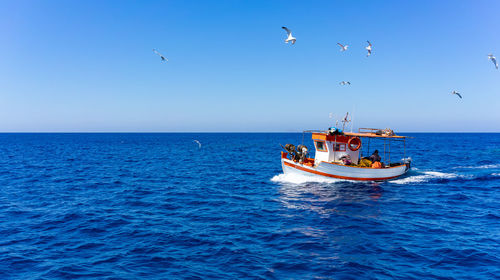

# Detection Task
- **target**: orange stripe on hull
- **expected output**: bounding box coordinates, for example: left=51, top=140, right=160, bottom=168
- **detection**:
left=283, top=161, right=403, bottom=181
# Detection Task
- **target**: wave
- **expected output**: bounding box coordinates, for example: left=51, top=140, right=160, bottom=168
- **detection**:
left=389, top=171, right=459, bottom=185
left=272, top=170, right=463, bottom=185
left=453, top=164, right=500, bottom=169
left=270, top=173, right=341, bottom=185
left=493, top=173, right=500, bottom=177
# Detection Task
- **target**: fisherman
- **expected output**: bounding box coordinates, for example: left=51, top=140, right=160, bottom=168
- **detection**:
left=369, top=150, right=381, bottom=163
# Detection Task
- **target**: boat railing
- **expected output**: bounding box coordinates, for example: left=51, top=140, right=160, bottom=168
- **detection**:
left=358, top=128, right=381, bottom=133
left=302, top=129, right=327, bottom=134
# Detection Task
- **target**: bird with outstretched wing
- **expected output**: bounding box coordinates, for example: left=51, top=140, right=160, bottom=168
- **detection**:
left=337, top=42, right=348, bottom=51
left=153, top=49, right=168, bottom=62
left=365, top=41, right=372, bottom=57
left=282, top=27, right=296, bottom=45
left=488, top=54, right=498, bottom=69
left=451, top=91, right=462, bottom=99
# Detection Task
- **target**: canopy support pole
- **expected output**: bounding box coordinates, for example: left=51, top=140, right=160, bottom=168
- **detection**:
left=367, top=137, right=370, bottom=156
left=404, top=139, right=406, bottom=160
left=384, top=139, right=386, bottom=164
left=334, top=135, right=337, bottom=162
left=389, top=140, right=391, bottom=165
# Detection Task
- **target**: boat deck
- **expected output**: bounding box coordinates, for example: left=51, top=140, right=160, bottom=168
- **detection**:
left=281, top=153, right=406, bottom=169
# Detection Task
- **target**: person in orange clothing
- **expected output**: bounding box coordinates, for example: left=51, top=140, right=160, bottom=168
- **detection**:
left=372, top=161, right=382, bottom=168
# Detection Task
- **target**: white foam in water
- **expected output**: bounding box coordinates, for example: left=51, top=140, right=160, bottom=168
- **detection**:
left=492, top=173, right=500, bottom=177
left=389, top=171, right=459, bottom=185
left=271, top=173, right=340, bottom=185
left=272, top=170, right=461, bottom=185
left=453, top=164, right=500, bottom=169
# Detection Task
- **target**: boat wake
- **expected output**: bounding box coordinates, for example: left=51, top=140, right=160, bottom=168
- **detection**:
left=453, top=163, right=500, bottom=169
left=271, top=170, right=462, bottom=185
left=272, top=169, right=491, bottom=186
left=271, top=173, right=341, bottom=185
left=389, top=171, right=460, bottom=185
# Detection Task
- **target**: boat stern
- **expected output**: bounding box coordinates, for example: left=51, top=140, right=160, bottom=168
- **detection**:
left=403, top=157, right=412, bottom=172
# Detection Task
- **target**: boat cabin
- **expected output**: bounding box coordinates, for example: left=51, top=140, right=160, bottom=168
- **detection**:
left=312, top=133, right=361, bottom=165
left=307, top=128, right=409, bottom=167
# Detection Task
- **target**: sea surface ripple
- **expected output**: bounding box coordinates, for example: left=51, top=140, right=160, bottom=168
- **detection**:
left=0, top=133, right=499, bottom=279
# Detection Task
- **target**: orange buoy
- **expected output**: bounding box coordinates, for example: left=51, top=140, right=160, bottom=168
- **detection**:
left=347, top=137, right=361, bottom=151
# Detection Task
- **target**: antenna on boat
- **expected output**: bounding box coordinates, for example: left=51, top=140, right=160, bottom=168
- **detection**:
left=351, top=106, right=355, bottom=133
left=341, top=112, right=351, bottom=131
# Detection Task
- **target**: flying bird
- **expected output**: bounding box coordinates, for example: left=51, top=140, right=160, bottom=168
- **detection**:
left=193, top=140, right=201, bottom=149
left=281, top=27, right=296, bottom=45
left=153, top=49, right=167, bottom=62
left=451, top=91, right=462, bottom=99
left=488, top=54, right=498, bottom=69
left=339, top=81, right=351, bottom=85
left=337, top=43, right=348, bottom=52
left=365, top=41, right=372, bottom=57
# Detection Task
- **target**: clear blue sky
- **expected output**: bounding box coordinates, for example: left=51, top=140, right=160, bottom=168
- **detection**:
left=1, top=0, right=499, bottom=132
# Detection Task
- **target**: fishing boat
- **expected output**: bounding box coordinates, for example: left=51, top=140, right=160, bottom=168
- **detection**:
left=281, top=127, right=411, bottom=181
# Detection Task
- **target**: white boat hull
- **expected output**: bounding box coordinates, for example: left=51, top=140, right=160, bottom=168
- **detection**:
left=281, top=158, right=410, bottom=181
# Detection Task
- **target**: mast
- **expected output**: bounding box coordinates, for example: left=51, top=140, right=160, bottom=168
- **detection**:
left=351, top=107, right=354, bottom=133
left=341, top=112, right=350, bottom=131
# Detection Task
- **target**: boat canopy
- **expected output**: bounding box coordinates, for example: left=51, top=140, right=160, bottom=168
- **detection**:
left=302, top=127, right=409, bottom=165
left=343, top=132, right=406, bottom=139
left=304, top=128, right=409, bottom=140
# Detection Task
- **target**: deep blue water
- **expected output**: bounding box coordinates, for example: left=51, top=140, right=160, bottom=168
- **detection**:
left=0, top=133, right=499, bottom=279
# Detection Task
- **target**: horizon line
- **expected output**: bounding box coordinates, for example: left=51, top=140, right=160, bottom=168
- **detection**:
left=0, top=131, right=499, bottom=134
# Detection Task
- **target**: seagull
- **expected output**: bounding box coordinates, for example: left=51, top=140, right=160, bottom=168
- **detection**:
left=365, top=41, right=372, bottom=57
left=193, top=140, right=201, bottom=149
left=281, top=27, right=296, bottom=45
left=337, top=43, right=348, bottom=52
left=451, top=90, right=462, bottom=99
left=488, top=54, right=498, bottom=69
left=339, top=81, right=351, bottom=85
left=153, top=49, right=167, bottom=62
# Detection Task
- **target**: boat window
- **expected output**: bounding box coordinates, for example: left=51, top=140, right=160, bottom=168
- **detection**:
left=334, top=143, right=346, bottom=152
left=315, top=141, right=327, bottom=152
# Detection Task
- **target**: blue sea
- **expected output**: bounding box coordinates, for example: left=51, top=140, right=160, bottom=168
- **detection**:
left=0, top=133, right=499, bottom=279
